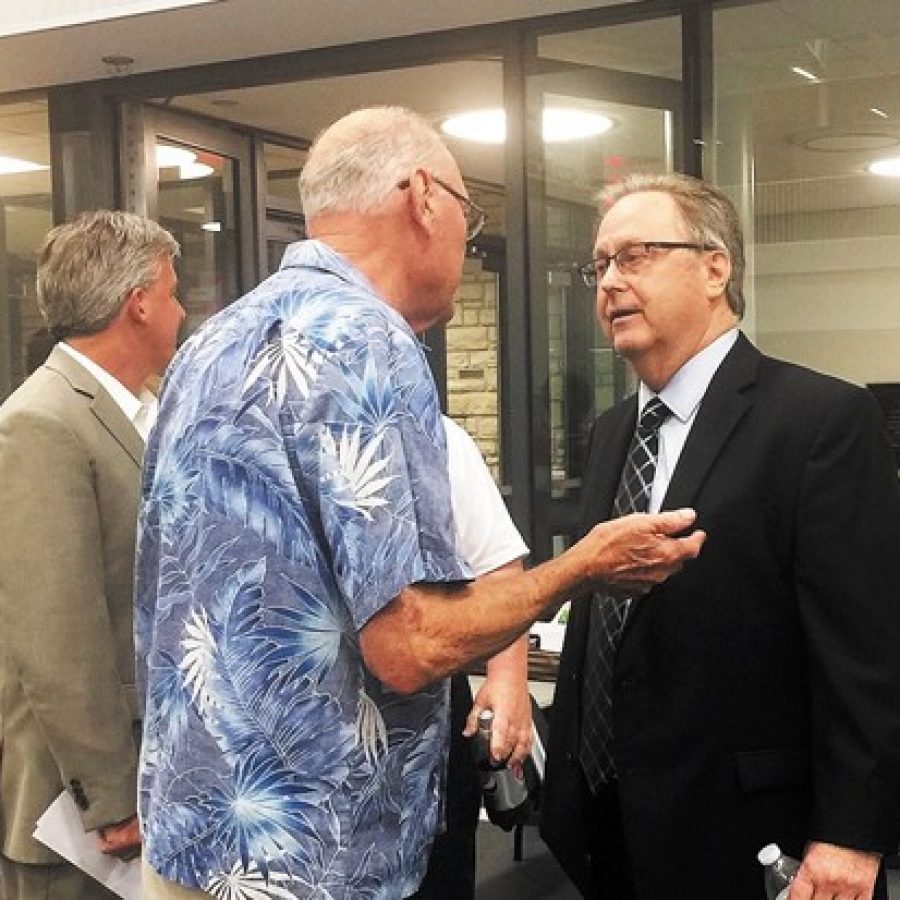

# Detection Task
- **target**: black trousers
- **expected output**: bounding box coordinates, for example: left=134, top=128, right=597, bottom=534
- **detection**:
left=411, top=674, right=482, bottom=900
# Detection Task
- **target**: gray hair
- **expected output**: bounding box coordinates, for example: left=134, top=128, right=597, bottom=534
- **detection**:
left=300, top=106, right=451, bottom=220
left=599, top=173, right=745, bottom=318
left=37, top=210, right=180, bottom=339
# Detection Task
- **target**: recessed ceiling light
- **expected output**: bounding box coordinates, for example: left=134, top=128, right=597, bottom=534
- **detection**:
left=868, top=157, right=900, bottom=177
left=441, top=108, right=613, bottom=145
left=179, top=162, right=214, bottom=179
left=156, top=145, right=197, bottom=168
left=0, top=155, right=48, bottom=175
left=544, top=108, right=614, bottom=143
left=791, top=66, right=820, bottom=83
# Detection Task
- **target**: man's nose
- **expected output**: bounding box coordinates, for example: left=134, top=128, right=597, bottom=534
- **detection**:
left=598, top=258, right=626, bottom=292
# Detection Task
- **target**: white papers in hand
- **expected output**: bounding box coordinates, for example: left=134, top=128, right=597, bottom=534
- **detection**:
left=33, top=791, right=141, bottom=900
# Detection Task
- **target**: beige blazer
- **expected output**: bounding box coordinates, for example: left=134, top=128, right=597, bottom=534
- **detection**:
left=0, top=345, right=142, bottom=863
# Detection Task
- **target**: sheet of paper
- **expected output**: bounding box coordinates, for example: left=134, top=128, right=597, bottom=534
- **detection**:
left=33, top=791, right=141, bottom=900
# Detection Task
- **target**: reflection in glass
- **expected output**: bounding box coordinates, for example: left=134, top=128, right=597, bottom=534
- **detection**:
left=155, top=140, right=239, bottom=338
left=713, top=0, right=900, bottom=387
left=0, top=97, right=52, bottom=401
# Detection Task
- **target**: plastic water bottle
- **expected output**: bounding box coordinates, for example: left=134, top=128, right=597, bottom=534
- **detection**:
left=472, top=709, right=531, bottom=831
left=758, top=843, right=800, bottom=900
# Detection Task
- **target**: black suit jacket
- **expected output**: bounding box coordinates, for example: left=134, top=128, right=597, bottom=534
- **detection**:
left=541, top=334, right=900, bottom=899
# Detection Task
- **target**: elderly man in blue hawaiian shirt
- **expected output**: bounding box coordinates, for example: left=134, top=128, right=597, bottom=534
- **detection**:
left=135, top=106, right=705, bottom=900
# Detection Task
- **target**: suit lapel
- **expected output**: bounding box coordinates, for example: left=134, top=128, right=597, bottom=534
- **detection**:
left=90, top=390, right=144, bottom=466
left=662, top=332, right=759, bottom=512
left=579, top=396, right=637, bottom=533
left=45, top=346, right=144, bottom=467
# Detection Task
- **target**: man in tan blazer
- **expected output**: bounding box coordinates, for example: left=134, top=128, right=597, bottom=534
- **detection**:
left=0, top=210, right=183, bottom=900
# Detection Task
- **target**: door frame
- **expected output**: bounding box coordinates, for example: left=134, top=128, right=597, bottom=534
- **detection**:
left=119, top=101, right=257, bottom=296
left=523, top=59, right=684, bottom=561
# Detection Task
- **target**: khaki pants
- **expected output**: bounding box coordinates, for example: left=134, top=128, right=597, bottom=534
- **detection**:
left=141, top=860, right=210, bottom=899
left=0, top=855, right=118, bottom=900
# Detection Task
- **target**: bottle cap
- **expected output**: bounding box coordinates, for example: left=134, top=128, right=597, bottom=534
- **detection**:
left=757, top=844, right=781, bottom=866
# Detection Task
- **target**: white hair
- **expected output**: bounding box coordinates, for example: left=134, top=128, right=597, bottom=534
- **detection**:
left=299, top=106, right=450, bottom=220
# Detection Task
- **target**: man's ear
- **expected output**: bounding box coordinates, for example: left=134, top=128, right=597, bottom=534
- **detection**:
left=406, top=169, right=437, bottom=234
left=705, top=249, right=731, bottom=301
left=124, top=286, right=148, bottom=324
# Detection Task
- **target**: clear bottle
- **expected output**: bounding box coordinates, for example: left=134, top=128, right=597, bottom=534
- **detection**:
left=758, top=843, right=800, bottom=900
left=472, top=709, right=531, bottom=831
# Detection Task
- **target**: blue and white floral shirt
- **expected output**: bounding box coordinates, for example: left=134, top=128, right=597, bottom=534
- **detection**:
left=135, top=241, right=471, bottom=899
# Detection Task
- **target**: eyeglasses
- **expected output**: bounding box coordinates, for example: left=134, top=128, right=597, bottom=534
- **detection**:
left=577, top=241, right=720, bottom=288
left=397, top=173, right=487, bottom=242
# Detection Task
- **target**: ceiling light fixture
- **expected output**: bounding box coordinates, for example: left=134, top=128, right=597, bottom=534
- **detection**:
left=791, top=66, right=821, bottom=83
left=0, top=1, right=220, bottom=38
left=870, top=107, right=889, bottom=119
left=441, top=108, right=613, bottom=145
left=179, top=162, right=214, bottom=179
left=868, top=157, right=900, bottom=177
left=156, top=145, right=213, bottom=179
left=0, top=155, right=48, bottom=175
left=156, top=145, right=197, bottom=168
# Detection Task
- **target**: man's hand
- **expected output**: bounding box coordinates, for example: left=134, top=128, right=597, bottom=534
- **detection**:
left=464, top=640, right=532, bottom=769
left=576, top=508, right=705, bottom=592
left=96, top=814, right=141, bottom=860
left=789, top=841, right=881, bottom=900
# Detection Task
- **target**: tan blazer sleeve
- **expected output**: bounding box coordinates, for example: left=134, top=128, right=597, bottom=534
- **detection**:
left=0, top=402, right=138, bottom=833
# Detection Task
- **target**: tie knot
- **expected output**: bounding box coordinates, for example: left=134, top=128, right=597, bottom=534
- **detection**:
left=637, top=397, right=671, bottom=435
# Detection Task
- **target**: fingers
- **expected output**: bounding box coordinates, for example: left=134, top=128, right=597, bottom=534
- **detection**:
left=462, top=703, right=482, bottom=738
left=650, top=507, right=697, bottom=535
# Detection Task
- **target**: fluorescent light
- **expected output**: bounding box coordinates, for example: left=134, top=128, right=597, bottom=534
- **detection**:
left=201, top=221, right=222, bottom=232
left=543, top=108, right=613, bottom=143
left=0, top=155, right=48, bottom=175
left=441, top=108, right=613, bottom=145
left=156, top=145, right=196, bottom=167
left=0, top=1, right=221, bottom=37
left=442, top=110, right=506, bottom=144
left=871, top=107, right=889, bottom=119
left=792, top=66, right=820, bottom=83
left=868, top=157, right=900, bottom=177
left=179, top=162, right=214, bottom=179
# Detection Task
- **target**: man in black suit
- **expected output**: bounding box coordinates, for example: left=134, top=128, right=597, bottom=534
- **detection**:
left=541, top=173, right=900, bottom=900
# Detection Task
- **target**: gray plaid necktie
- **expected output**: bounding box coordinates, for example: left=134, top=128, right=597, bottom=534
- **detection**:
left=579, top=397, right=672, bottom=792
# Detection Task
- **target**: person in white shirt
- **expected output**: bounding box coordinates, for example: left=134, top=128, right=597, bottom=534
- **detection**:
left=0, top=210, right=183, bottom=900
left=413, top=416, right=530, bottom=899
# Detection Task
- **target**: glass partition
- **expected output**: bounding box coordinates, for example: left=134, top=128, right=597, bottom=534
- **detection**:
left=528, top=17, right=682, bottom=558
left=0, top=96, right=52, bottom=400
left=713, top=0, right=900, bottom=389
left=155, top=139, right=239, bottom=337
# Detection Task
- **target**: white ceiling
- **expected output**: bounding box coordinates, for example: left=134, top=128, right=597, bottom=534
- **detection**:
left=2, top=0, right=900, bottom=222
left=0, top=0, right=631, bottom=94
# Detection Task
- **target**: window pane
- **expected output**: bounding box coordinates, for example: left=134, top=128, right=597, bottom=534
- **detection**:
left=156, top=140, right=239, bottom=336
left=713, top=0, right=900, bottom=386
left=0, top=97, right=52, bottom=400
left=536, top=19, right=680, bottom=502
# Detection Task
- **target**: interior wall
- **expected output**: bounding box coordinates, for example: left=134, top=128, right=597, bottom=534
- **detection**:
left=754, top=236, right=900, bottom=386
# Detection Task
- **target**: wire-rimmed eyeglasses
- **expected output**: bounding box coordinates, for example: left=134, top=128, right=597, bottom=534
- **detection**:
left=397, top=174, right=487, bottom=242
left=577, top=241, right=720, bottom=288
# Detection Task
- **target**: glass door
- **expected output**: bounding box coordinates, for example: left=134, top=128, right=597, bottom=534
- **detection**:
left=121, top=103, right=254, bottom=339
left=526, top=16, right=683, bottom=561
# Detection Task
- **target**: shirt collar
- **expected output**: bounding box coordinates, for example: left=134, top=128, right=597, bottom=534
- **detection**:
left=639, top=327, right=739, bottom=423
left=279, top=239, right=417, bottom=338
left=58, top=341, right=145, bottom=425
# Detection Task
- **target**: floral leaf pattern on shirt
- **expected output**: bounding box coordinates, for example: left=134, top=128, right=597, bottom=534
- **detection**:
left=136, top=241, right=470, bottom=899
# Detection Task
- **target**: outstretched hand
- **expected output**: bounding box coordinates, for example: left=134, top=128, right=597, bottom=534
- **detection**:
left=577, top=507, right=706, bottom=593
